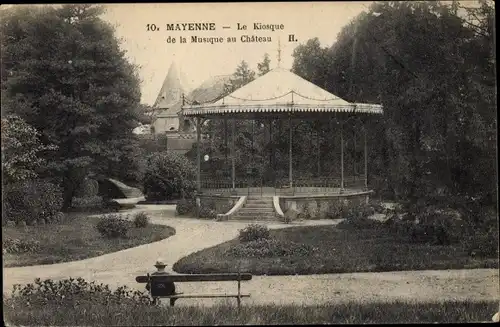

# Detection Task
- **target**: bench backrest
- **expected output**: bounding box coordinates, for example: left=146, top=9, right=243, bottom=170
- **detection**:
left=136, top=273, right=253, bottom=284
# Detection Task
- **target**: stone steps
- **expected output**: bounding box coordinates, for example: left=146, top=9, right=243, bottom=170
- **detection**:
left=230, top=197, right=276, bottom=221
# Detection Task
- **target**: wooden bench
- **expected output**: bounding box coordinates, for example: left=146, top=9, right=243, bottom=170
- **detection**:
left=135, top=272, right=252, bottom=307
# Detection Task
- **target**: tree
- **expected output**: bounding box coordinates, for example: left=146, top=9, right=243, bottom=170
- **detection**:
left=228, top=60, right=256, bottom=92
left=257, top=53, right=271, bottom=76
left=290, top=1, right=496, bottom=208
left=1, top=115, right=57, bottom=184
left=1, top=5, right=143, bottom=209
left=143, top=152, right=196, bottom=201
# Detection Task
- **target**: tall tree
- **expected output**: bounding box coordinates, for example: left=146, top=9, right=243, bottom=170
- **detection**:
left=228, top=60, right=256, bottom=92
left=1, top=115, right=57, bottom=184
left=290, top=1, right=496, bottom=207
left=257, top=53, right=271, bottom=76
left=1, top=4, right=143, bottom=208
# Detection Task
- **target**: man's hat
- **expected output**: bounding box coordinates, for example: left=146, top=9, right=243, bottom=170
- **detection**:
left=154, top=259, right=167, bottom=268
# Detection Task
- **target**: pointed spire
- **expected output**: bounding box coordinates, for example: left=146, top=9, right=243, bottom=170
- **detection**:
left=154, top=61, right=184, bottom=108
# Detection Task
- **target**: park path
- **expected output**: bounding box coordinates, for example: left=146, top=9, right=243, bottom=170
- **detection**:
left=3, top=205, right=499, bottom=306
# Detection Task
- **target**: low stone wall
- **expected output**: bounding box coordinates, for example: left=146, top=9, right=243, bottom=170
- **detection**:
left=279, top=191, right=372, bottom=219
left=198, top=194, right=239, bottom=215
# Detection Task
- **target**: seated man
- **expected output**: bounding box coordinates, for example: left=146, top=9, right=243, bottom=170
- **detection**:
left=146, top=259, right=179, bottom=306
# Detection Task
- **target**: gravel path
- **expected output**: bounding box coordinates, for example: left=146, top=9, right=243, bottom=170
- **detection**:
left=3, top=205, right=499, bottom=307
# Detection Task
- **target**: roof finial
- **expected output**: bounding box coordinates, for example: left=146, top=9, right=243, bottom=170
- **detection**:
left=277, top=37, right=282, bottom=68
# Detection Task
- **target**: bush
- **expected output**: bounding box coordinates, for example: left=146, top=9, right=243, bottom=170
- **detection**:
left=70, top=196, right=105, bottom=212
left=239, top=224, right=270, bottom=242
left=176, top=198, right=196, bottom=216
left=461, top=216, right=499, bottom=257
left=133, top=212, right=149, bottom=228
left=143, top=152, right=196, bottom=201
left=199, top=207, right=216, bottom=219
left=74, top=177, right=99, bottom=198
left=325, top=201, right=345, bottom=219
left=409, top=223, right=450, bottom=245
left=96, top=214, right=129, bottom=238
left=3, top=238, right=40, bottom=254
left=9, top=278, right=152, bottom=307
left=3, top=179, right=63, bottom=225
left=337, top=217, right=384, bottom=230
left=326, top=201, right=375, bottom=220
left=226, top=239, right=316, bottom=258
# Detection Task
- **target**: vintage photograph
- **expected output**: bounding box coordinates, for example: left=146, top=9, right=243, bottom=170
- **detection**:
left=1, top=1, right=498, bottom=325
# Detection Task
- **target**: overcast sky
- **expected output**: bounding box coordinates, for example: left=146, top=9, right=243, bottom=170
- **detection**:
left=101, top=2, right=373, bottom=105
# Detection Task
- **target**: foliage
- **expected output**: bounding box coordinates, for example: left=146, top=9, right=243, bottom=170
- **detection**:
left=143, top=152, right=196, bottom=201
left=227, top=60, right=256, bottom=92
left=9, top=278, right=152, bottom=307
left=74, top=177, right=99, bottom=197
left=298, top=1, right=495, bottom=206
left=257, top=53, right=271, bottom=76
left=3, top=179, right=63, bottom=225
left=1, top=5, right=143, bottom=209
left=4, top=297, right=499, bottom=325
left=226, top=238, right=316, bottom=258
left=199, top=206, right=216, bottom=219
left=69, top=196, right=105, bottom=212
left=3, top=238, right=40, bottom=254
left=336, top=217, right=384, bottom=230
left=95, top=214, right=129, bottom=238
left=133, top=212, right=149, bottom=228
left=176, top=198, right=196, bottom=216
left=238, top=224, right=270, bottom=242
left=326, top=201, right=375, bottom=220
left=1, top=115, right=57, bottom=184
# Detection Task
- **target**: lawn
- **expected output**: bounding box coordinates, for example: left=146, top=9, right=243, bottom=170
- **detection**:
left=3, top=213, right=175, bottom=267
left=173, top=225, right=499, bottom=275
left=4, top=299, right=498, bottom=325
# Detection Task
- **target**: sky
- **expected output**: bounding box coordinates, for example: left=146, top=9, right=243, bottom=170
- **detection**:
left=101, top=2, right=373, bottom=105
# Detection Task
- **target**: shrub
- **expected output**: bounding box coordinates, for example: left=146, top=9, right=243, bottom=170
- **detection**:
left=239, top=224, right=270, bottom=242
left=70, top=196, right=105, bottom=212
left=143, top=152, right=196, bottom=201
left=74, top=177, right=99, bottom=198
left=298, top=203, right=319, bottom=220
left=226, top=239, right=316, bottom=258
left=461, top=216, right=499, bottom=257
left=96, top=214, right=129, bottom=238
left=3, top=179, right=63, bottom=225
left=409, top=223, right=450, bottom=245
left=326, top=201, right=375, bottom=220
left=336, top=217, right=383, bottom=230
left=199, top=207, right=216, bottom=219
left=9, top=278, right=152, bottom=307
left=326, top=201, right=345, bottom=219
left=3, top=238, right=40, bottom=254
left=176, top=198, right=196, bottom=216
left=133, top=212, right=149, bottom=228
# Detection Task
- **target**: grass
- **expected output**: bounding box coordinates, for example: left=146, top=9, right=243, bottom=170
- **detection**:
left=3, top=299, right=498, bottom=325
left=173, top=225, right=499, bottom=275
left=3, top=213, right=175, bottom=267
